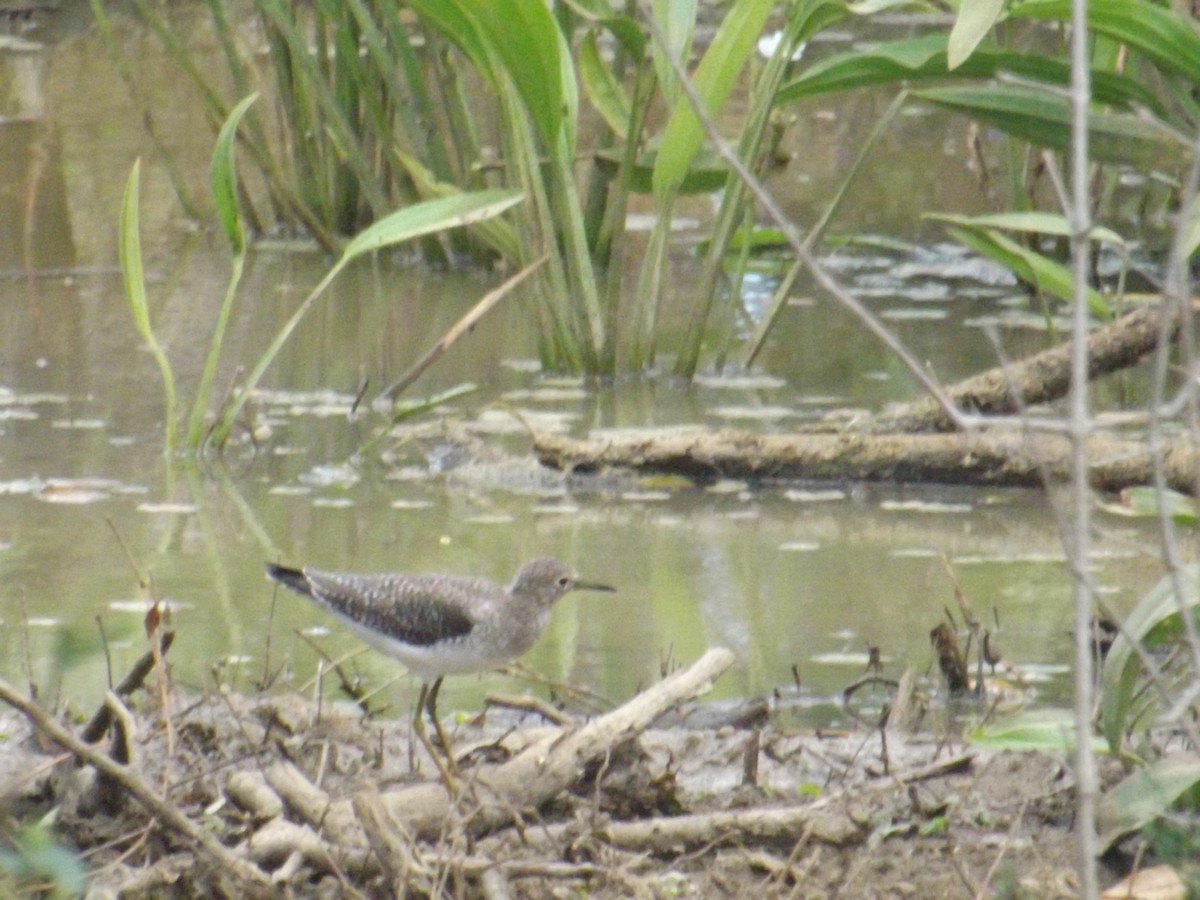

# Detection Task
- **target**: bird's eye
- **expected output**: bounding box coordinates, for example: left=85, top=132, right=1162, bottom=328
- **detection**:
left=557, top=575, right=571, bottom=588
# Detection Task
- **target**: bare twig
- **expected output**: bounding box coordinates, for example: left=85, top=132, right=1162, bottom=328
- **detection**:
left=0, top=675, right=272, bottom=891
left=374, top=255, right=547, bottom=406
left=484, top=692, right=576, bottom=727
left=80, top=630, right=176, bottom=744
left=1066, top=0, right=1099, bottom=890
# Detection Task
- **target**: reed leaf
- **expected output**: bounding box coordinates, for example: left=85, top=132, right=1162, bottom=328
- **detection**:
left=932, top=216, right=1111, bottom=319
left=777, top=33, right=1168, bottom=120
left=187, top=94, right=257, bottom=452
left=580, top=29, right=631, bottom=140
left=946, top=0, right=1002, bottom=70
left=916, top=85, right=1177, bottom=168
left=1012, top=0, right=1200, bottom=86
left=651, top=0, right=698, bottom=109
left=652, top=0, right=774, bottom=198
left=211, top=190, right=525, bottom=447
left=119, top=161, right=179, bottom=455
left=678, top=0, right=839, bottom=376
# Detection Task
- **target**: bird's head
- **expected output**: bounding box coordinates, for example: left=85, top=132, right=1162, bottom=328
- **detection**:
left=511, top=557, right=616, bottom=607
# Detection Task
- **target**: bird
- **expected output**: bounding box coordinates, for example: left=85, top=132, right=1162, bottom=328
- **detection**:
left=265, top=557, right=615, bottom=782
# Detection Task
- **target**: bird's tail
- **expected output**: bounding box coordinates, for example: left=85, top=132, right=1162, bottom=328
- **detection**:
left=265, top=563, right=312, bottom=597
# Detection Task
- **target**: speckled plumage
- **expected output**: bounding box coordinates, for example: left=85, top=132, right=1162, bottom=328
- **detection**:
left=266, top=557, right=615, bottom=783
left=265, top=557, right=614, bottom=679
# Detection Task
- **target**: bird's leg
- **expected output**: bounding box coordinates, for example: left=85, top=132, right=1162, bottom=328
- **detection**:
left=409, top=681, right=429, bottom=773
left=411, top=677, right=457, bottom=789
left=425, top=676, right=462, bottom=777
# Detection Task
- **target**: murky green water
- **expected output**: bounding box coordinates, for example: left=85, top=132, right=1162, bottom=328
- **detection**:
left=0, top=7, right=1166, bottom=727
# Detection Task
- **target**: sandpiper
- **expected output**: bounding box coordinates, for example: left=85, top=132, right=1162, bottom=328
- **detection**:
left=265, top=557, right=615, bottom=780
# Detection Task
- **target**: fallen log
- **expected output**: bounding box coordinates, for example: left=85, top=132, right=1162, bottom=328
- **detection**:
left=531, top=303, right=1191, bottom=493
left=536, top=428, right=1199, bottom=494
left=856, top=302, right=1175, bottom=434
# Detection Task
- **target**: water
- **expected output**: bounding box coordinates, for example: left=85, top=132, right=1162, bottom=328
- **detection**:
left=0, top=6, right=1166, bottom=727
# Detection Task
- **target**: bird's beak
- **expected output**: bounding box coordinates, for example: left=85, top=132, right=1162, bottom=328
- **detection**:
left=576, top=579, right=616, bottom=593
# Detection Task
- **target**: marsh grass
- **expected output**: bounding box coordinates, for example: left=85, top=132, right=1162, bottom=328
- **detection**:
left=118, top=101, right=524, bottom=455
left=112, top=0, right=854, bottom=377
left=112, top=0, right=1195, bottom=384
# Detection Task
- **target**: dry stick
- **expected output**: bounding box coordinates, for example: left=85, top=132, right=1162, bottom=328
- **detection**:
left=80, top=630, right=176, bottom=743
left=374, top=254, right=548, bottom=406
left=485, top=692, right=577, bottom=727
left=0, top=676, right=272, bottom=890
left=105, top=516, right=150, bottom=591
left=1065, top=0, right=1100, bottom=885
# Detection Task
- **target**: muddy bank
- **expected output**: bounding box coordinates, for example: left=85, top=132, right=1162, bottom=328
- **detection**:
left=0, top=644, right=1109, bottom=898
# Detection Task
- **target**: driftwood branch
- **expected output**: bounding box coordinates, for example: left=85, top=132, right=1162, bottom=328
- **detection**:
left=380, top=647, right=734, bottom=840
left=597, top=804, right=862, bottom=851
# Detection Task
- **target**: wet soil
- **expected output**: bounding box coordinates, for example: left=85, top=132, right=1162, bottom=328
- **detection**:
left=0, top=662, right=1109, bottom=899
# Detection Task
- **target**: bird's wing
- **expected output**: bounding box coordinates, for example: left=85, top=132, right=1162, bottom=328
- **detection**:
left=303, top=571, right=477, bottom=647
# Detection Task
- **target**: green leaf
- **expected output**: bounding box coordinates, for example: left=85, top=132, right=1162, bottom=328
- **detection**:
left=580, top=29, right=630, bottom=140
left=120, top=161, right=150, bottom=342
left=776, top=34, right=1167, bottom=119
left=390, top=150, right=521, bottom=260
left=560, top=2, right=646, bottom=58
left=414, top=0, right=577, bottom=153
left=0, top=825, right=87, bottom=895
left=652, top=0, right=775, bottom=197
left=1101, top=564, right=1200, bottom=754
left=1098, top=752, right=1200, bottom=853
left=930, top=215, right=1110, bottom=318
left=211, top=190, right=523, bottom=448
left=391, top=382, right=479, bottom=423
left=594, top=147, right=728, bottom=195
left=969, top=708, right=1107, bottom=752
left=916, top=85, right=1174, bottom=169
left=1011, top=0, right=1200, bottom=86
left=340, top=190, right=524, bottom=266
left=210, top=92, right=258, bottom=254
left=463, top=0, right=570, bottom=149
left=940, top=211, right=1127, bottom=247
left=947, top=0, right=1003, bottom=70
left=1185, top=193, right=1200, bottom=260
left=848, top=0, right=917, bottom=11
left=918, top=816, right=949, bottom=836
left=651, top=0, right=698, bottom=108
left=119, top=160, right=178, bottom=453
left=409, top=0, right=491, bottom=81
